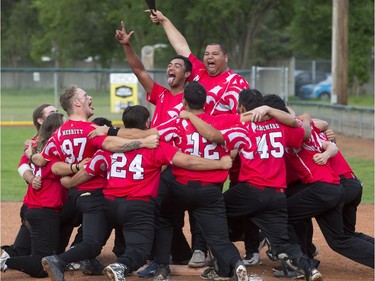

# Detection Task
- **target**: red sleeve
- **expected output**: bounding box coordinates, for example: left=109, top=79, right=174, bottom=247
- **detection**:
left=18, top=153, right=30, bottom=167
left=284, top=125, right=305, bottom=148
left=84, top=150, right=109, bottom=177
left=222, top=124, right=251, bottom=151
left=152, top=142, right=178, bottom=166
left=89, top=135, right=107, bottom=149
left=41, top=136, right=60, bottom=161
left=146, top=82, right=169, bottom=105
left=156, top=118, right=178, bottom=143
left=213, top=114, right=241, bottom=129
left=188, top=53, right=205, bottom=82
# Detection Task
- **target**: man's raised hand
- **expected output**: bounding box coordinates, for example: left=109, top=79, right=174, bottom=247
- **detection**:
left=115, top=21, right=135, bottom=45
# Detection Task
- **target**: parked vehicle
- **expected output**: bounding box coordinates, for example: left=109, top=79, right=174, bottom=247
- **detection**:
left=294, top=70, right=330, bottom=97
left=298, top=75, right=332, bottom=100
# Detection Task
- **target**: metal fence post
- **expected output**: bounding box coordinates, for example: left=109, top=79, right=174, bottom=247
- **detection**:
left=54, top=71, right=58, bottom=108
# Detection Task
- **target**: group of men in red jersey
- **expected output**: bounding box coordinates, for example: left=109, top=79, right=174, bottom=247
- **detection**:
left=1, top=7, right=373, bottom=281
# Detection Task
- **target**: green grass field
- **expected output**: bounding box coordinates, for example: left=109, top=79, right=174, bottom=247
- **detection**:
left=1, top=88, right=374, bottom=202
left=288, top=95, right=375, bottom=108
left=1, top=88, right=126, bottom=123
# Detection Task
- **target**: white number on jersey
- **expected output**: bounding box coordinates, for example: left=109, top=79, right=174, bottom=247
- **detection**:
left=62, top=138, right=87, bottom=163
left=110, top=153, right=145, bottom=180
left=187, top=132, right=220, bottom=159
left=256, top=132, right=283, bottom=159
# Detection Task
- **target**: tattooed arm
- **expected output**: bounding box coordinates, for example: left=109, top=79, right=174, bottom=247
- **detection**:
left=102, top=135, right=159, bottom=152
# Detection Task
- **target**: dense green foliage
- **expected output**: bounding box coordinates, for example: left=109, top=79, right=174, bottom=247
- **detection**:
left=2, top=0, right=373, bottom=90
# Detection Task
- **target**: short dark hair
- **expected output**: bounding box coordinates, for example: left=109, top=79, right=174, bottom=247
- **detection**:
left=183, top=81, right=206, bottom=110
left=206, top=42, right=228, bottom=55
left=171, top=55, right=192, bottom=73
left=92, top=117, right=113, bottom=127
left=238, top=89, right=264, bottom=111
left=122, top=105, right=150, bottom=130
left=263, top=94, right=289, bottom=113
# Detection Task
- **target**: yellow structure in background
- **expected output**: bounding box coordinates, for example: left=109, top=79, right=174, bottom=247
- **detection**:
left=110, top=73, right=139, bottom=113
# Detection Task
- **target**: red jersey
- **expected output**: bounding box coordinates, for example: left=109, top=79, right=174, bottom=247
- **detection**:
left=84, top=142, right=178, bottom=199
left=285, top=122, right=340, bottom=185
left=147, top=82, right=184, bottom=127
left=317, top=130, right=353, bottom=177
left=23, top=158, right=66, bottom=209
left=18, top=138, right=38, bottom=177
left=329, top=151, right=353, bottom=176
left=188, top=53, right=250, bottom=116
left=224, top=119, right=305, bottom=189
left=157, top=113, right=240, bottom=184
left=42, top=120, right=107, bottom=191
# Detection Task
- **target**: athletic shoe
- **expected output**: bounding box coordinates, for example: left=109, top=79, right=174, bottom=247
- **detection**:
left=242, top=252, right=262, bottom=266
left=104, top=263, right=126, bottom=281
left=153, top=264, right=170, bottom=281
left=137, top=260, right=158, bottom=278
left=200, top=267, right=230, bottom=280
left=272, top=266, right=305, bottom=279
left=234, top=261, right=249, bottom=281
left=310, top=268, right=323, bottom=281
left=188, top=250, right=206, bottom=268
left=278, top=252, right=311, bottom=278
left=41, top=255, right=66, bottom=281
left=0, top=250, right=10, bottom=272
left=80, top=258, right=105, bottom=275
left=65, top=262, right=80, bottom=271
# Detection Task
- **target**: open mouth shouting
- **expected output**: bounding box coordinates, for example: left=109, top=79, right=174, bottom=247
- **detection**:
left=168, top=73, right=176, bottom=86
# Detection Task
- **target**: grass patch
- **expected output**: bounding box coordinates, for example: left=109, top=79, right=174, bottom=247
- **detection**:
left=348, top=95, right=374, bottom=108
left=1, top=127, right=35, bottom=201
left=1, top=88, right=124, bottom=123
left=345, top=157, right=374, bottom=203
left=288, top=94, right=374, bottom=108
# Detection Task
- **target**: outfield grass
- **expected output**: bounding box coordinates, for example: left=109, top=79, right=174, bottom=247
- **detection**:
left=288, top=95, right=375, bottom=108
left=345, top=158, right=374, bottom=203
left=1, top=127, right=35, bottom=201
left=1, top=88, right=125, bottom=123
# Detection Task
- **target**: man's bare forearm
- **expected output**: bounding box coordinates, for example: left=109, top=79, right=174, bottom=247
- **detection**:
left=116, top=140, right=143, bottom=152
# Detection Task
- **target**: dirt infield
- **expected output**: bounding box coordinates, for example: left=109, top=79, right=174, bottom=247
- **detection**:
left=1, top=134, right=374, bottom=280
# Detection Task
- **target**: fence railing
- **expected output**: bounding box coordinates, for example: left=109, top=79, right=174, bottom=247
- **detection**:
left=288, top=101, right=374, bottom=140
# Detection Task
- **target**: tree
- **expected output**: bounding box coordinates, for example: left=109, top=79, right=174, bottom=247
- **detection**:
left=1, top=0, right=41, bottom=87
left=348, top=0, right=374, bottom=95
left=152, top=0, right=289, bottom=69
left=2, top=0, right=372, bottom=96
left=288, top=0, right=374, bottom=95
left=288, top=0, right=332, bottom=59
